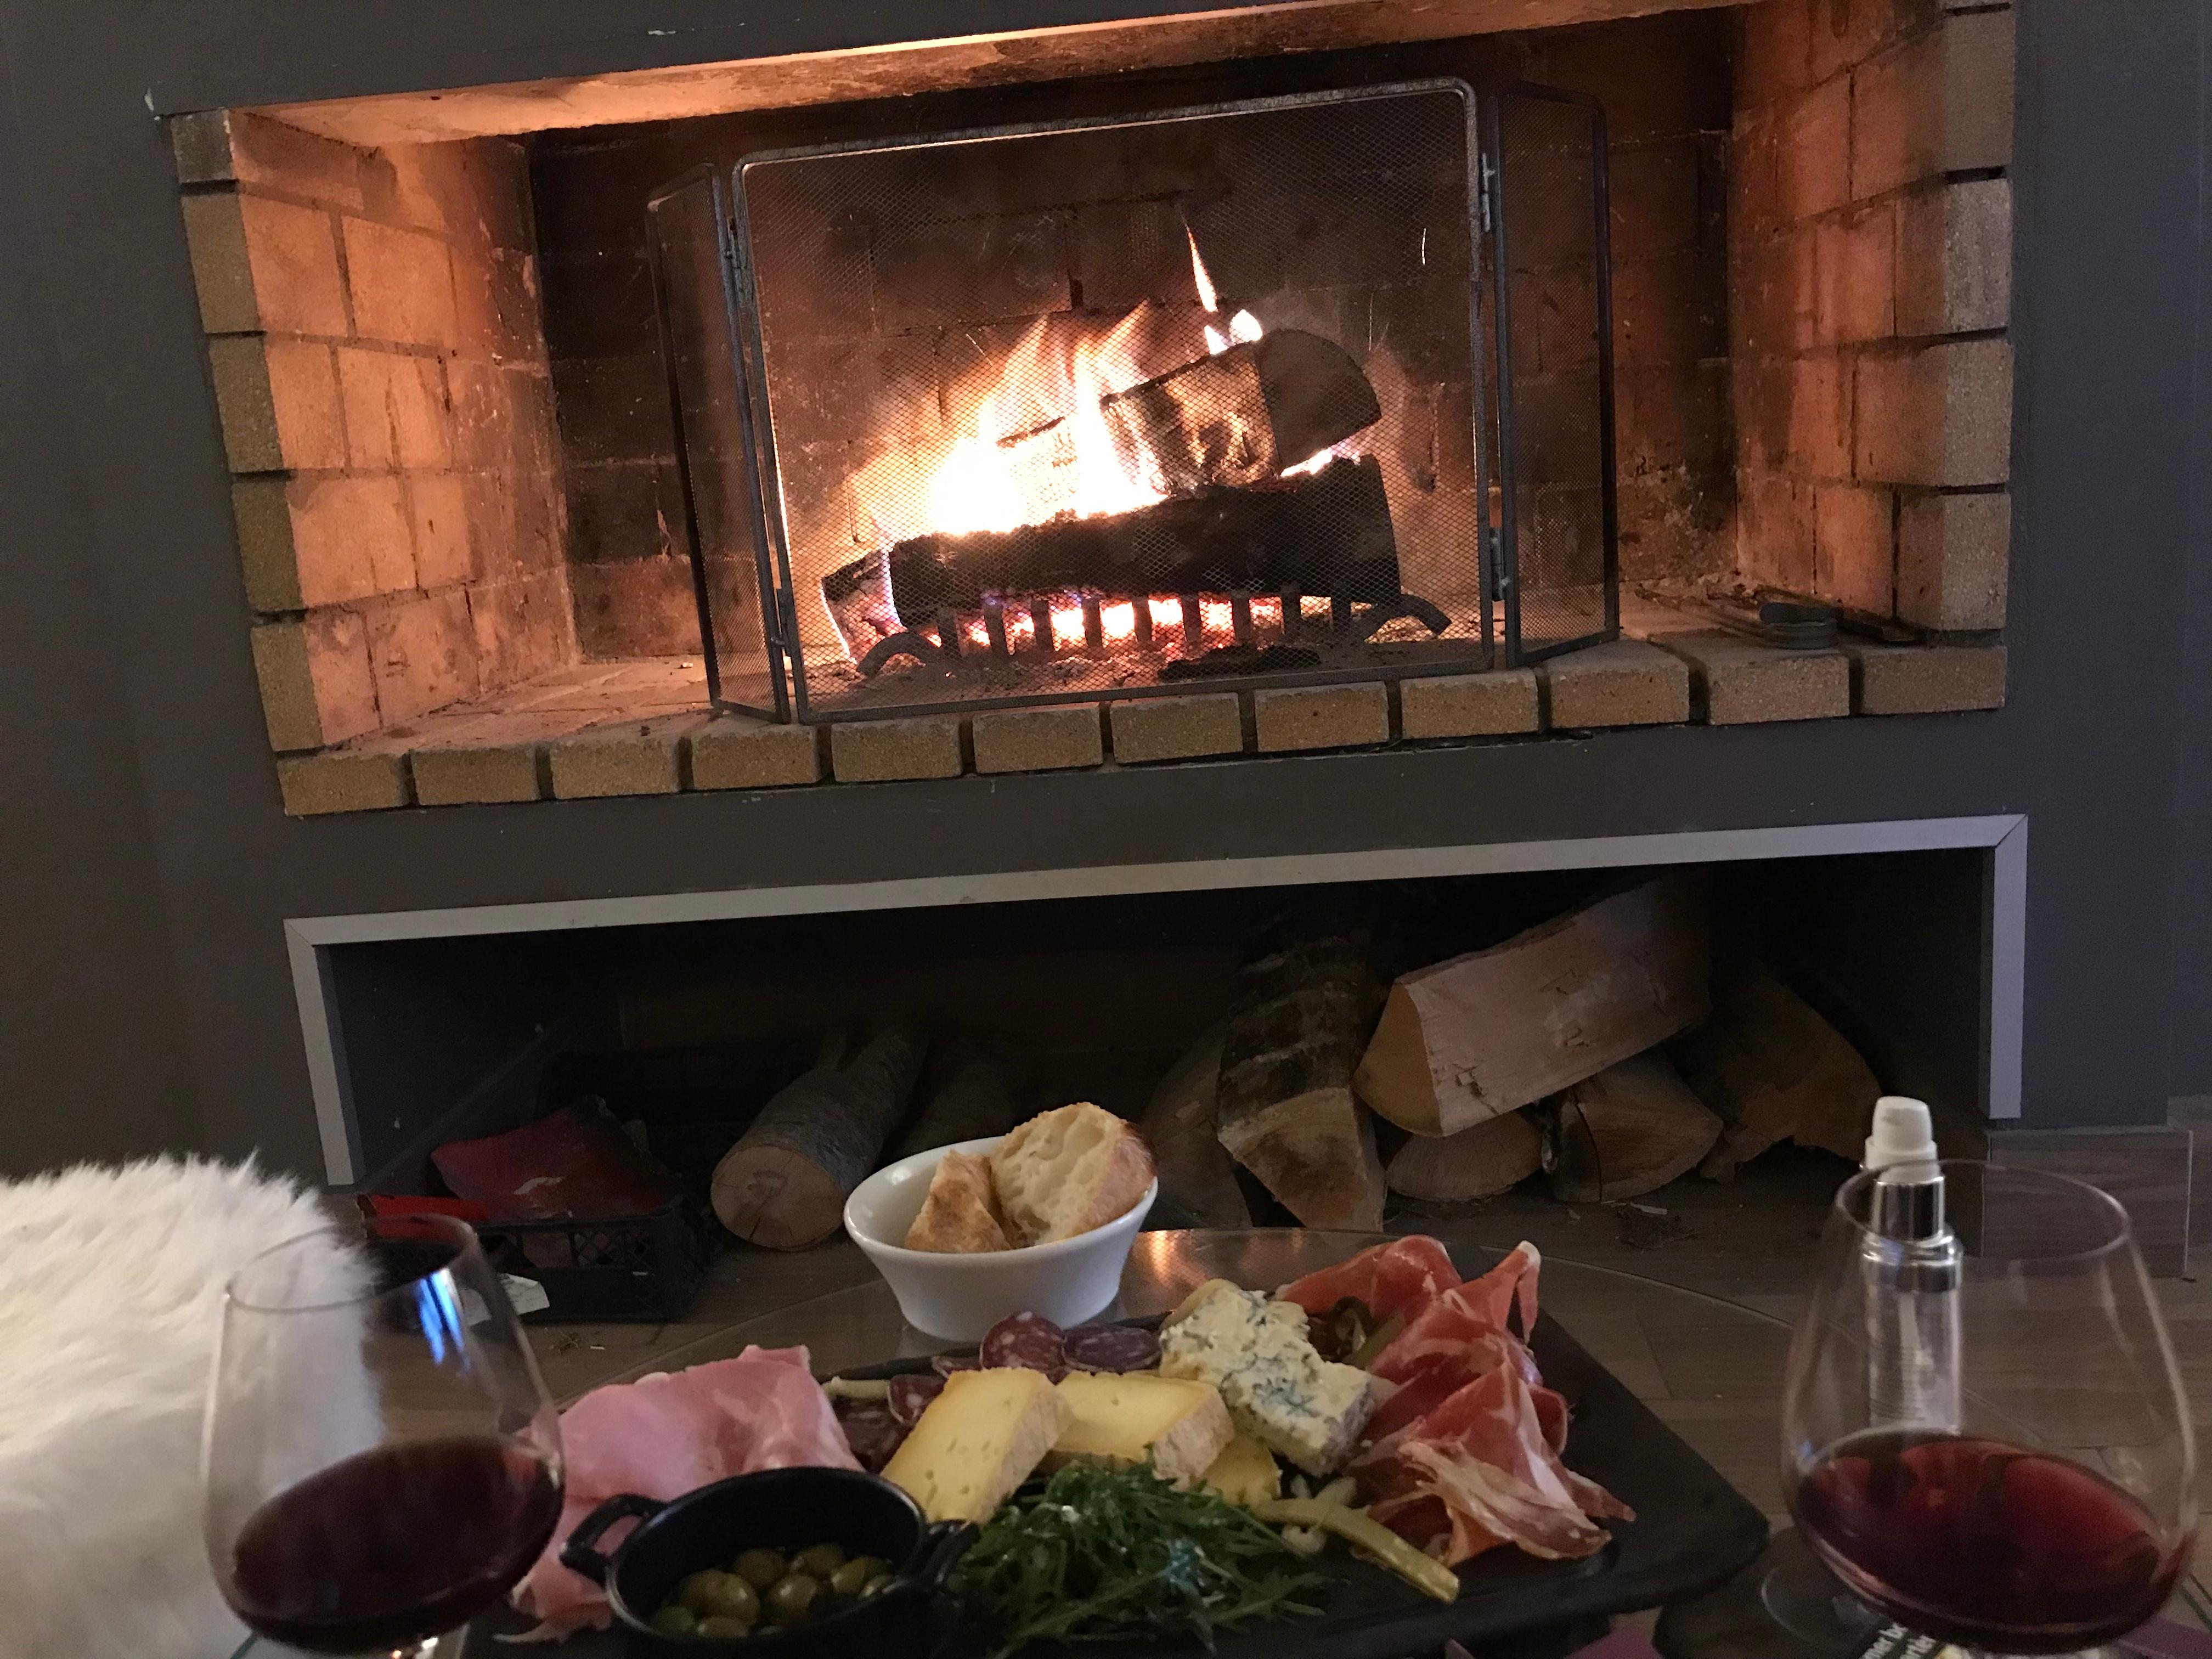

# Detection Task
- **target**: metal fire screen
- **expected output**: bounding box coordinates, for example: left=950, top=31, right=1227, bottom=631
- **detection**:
left=648, top=81, right=1616, bottom=723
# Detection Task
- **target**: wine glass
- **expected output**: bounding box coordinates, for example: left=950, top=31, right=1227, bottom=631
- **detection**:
left=1779, top=1161, right=2197, bottom=1658
left=204, top=1214, right=565, bottom=1657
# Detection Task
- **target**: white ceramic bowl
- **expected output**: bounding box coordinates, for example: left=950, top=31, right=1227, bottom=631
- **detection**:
left=843, top=1136, right=1158, bottom=1342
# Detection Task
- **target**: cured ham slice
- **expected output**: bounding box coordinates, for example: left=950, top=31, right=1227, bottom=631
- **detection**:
left=1369, top=1242, right=1542, bottom=1382
left=510, top=1346, right=859, bottom=1637
left=1278, top=1234, right=1462, bottom=1324
left=1354, top=1362, right=1632, bottom=1565
left=1363, top=1243, right=1560, bottom=1450
left=1359, top=1325, right=1561, bottom=1448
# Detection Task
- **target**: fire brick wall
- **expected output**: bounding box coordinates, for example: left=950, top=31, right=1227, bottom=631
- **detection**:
left=172, top=110, right=577, bottom=754
left=1730, top=0, right=2015, bottom=628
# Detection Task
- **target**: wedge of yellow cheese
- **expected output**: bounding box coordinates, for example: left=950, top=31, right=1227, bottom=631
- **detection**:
left=882, top=1367, right=1071, bottom=1523
left=1200, top=1433, right=1282, bottom=1507
left=1044, top=1372, right=1233, bottom=1487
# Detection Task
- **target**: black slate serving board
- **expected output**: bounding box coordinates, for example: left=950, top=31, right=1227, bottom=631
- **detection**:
left=465, top=1310, right=1767, bottom=1658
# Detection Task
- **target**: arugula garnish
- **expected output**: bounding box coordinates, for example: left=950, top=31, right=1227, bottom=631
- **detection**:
left=948, top=1462, right=1330, bottom=1656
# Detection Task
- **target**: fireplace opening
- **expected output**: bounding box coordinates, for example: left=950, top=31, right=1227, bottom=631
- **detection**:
left=179, top=0, right=2013, bottom=811
left=652, top=81, right=1613, bottom=721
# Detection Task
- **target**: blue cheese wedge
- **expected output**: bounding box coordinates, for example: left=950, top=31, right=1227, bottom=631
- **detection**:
left=1158, top=1281, right=1380, bottom=1475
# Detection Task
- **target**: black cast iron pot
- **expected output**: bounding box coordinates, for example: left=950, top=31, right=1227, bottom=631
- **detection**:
left=561, top=1467, right=973, bottom=1656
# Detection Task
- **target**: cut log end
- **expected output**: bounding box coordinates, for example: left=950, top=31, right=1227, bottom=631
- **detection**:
left=1545, top=1051, right=1723, bottom=1204
left=1386, top=1108, right=1542, bottom=1203
left=710, top=1149, right=848, bottom=1251
left=1217, top=1086, right=1385, bottom=1230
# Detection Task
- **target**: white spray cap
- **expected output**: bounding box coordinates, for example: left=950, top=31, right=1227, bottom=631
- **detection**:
left=1864, top=1096, right=1938, bottom=1173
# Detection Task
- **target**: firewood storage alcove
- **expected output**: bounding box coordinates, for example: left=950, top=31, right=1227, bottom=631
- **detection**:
left=317, top=848, right=1997, bottom=1263
left=652, top=81, right=1617, bottom=722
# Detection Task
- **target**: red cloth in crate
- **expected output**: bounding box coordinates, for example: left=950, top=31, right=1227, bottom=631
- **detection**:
left=433, top=1104, right=680, bottom=1221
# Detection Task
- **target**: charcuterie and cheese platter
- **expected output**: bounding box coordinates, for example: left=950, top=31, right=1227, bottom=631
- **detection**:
left=472, top=1238, right=1767, bottom=1659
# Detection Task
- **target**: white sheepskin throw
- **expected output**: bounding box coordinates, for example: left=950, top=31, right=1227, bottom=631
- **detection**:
left=0, top=1158, right=370, bottom=1659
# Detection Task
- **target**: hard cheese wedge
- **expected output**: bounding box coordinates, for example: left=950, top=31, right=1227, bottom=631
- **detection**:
left=882, top=1367, right=1071, bottom=1522
left=1159, top=1281, right=1379, bottom=1475
left=1046, top=1371, right=1233, bottom=1486
left=1201, top=1433, right=1283, bottom=1507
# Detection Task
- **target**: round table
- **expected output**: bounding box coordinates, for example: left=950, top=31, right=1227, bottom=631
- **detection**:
left=247, top=1230, right=1797, bottom=1658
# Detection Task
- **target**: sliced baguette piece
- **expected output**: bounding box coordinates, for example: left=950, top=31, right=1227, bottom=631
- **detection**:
left=989, top=1103, right=1155, bottom=1245
left=901, top=1149, right=1014, bottom=1252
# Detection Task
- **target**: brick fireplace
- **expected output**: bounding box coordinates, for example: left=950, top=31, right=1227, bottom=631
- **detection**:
left=162, top=0, right=2016, bottom=816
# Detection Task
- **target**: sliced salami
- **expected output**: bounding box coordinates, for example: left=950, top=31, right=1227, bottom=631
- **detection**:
left=930, top=1353, right=981, bottom=1378
left=836, top=1401, right=906, bottom=1473
left=888, top=1370, right=945, bottom=1427
left=979, top=1311, right=1068, bottom=1377
left=1063, top=1324, right=1161, bottom=1374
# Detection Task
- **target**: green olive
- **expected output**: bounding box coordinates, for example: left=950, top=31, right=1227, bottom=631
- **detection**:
left=651, top=1604, right=699, bottom=1638
left=732, top=1548, right=787, bottom=1590
left=764, top=1571, right=820, bottom=1623
left=827, top=1556, right=882, bottom=1597
left=695, top=1575, right=758, bottom=1623
left=676, top=1571, right=732, bottom=1616
left=794, top=1542, right=845, bottom=1578
left=696, top=1615, right=753, bottom=1641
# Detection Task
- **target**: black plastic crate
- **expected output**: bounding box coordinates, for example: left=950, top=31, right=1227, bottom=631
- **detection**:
left=475, top=1197, right=713, bottom=1324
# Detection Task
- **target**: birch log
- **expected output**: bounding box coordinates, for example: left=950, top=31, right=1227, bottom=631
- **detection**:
left=712, top=1025, right=928, bottom=1249
left=1355, top=874, right=1711, bottom=1137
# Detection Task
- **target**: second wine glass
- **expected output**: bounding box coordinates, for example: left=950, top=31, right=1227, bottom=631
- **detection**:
left=1781, top=1161, right=2196, bottom=1658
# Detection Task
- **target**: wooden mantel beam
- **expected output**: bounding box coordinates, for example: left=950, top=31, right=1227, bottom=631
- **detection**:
left=249, top=0, right=1736, bottom=146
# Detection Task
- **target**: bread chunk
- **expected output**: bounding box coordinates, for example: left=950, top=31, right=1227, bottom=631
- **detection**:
left=902, top=1149, right=1013, bottom=1252
left=989, top=1103, right=1154, bottom=1244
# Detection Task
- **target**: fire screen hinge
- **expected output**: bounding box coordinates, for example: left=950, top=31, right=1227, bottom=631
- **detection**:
left=1479, top=154, right=1496, bottom=234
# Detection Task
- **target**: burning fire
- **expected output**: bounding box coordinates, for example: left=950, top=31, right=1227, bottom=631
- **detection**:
left=834, top=228, right=1363, bottom=665
left=921, top=232, right=1269, bottom=541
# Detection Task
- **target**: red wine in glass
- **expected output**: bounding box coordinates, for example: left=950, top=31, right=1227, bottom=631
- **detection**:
left=1781, top=1161, right=2197, bottom=1659
left=1794, top=1430, right=2187, bottom=1655
left=205, top=1215, right=565, bottom=1657
left=227, top=1437, right=562, bottom=1654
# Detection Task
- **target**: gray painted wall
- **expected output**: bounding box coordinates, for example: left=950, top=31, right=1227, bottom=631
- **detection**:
left=0, top=0, right=2203, bottom=1175
left=0, top=39, right=200, bottom=1172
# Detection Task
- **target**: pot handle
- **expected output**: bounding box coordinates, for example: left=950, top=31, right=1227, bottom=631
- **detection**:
left=560, top=1493, right=664, bottom=1584
left=914, top=1518, right=979, bottom=1587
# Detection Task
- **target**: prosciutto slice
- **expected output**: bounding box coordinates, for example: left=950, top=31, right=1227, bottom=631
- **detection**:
left=1353, top=1363, right=1633, bottom=1565
left=1278, top=1234, right=1462, bottom=1326
left=509, top=1346, right=859, bottom=1638
left=1363, top=1243, right=1559, bottom=1449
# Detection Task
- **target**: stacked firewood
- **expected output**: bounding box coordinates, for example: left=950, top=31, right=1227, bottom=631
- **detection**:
left=1156, top=873, right=1882, bottom=1225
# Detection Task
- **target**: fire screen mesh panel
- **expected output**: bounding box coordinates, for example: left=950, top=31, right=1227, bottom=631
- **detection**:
left=661, top=81, right=1616, bottom=721
left=1491, top=89, right=1618, bottom=661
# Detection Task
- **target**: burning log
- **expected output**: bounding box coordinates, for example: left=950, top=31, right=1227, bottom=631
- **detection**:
left=822, top=455, right=1398, bottom=647
left=710, top=1024, right=927, bottom=1249
left=1215, top=930, right=1388, bottom=1231
left=1101, top=329, right=1382, bottom=494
